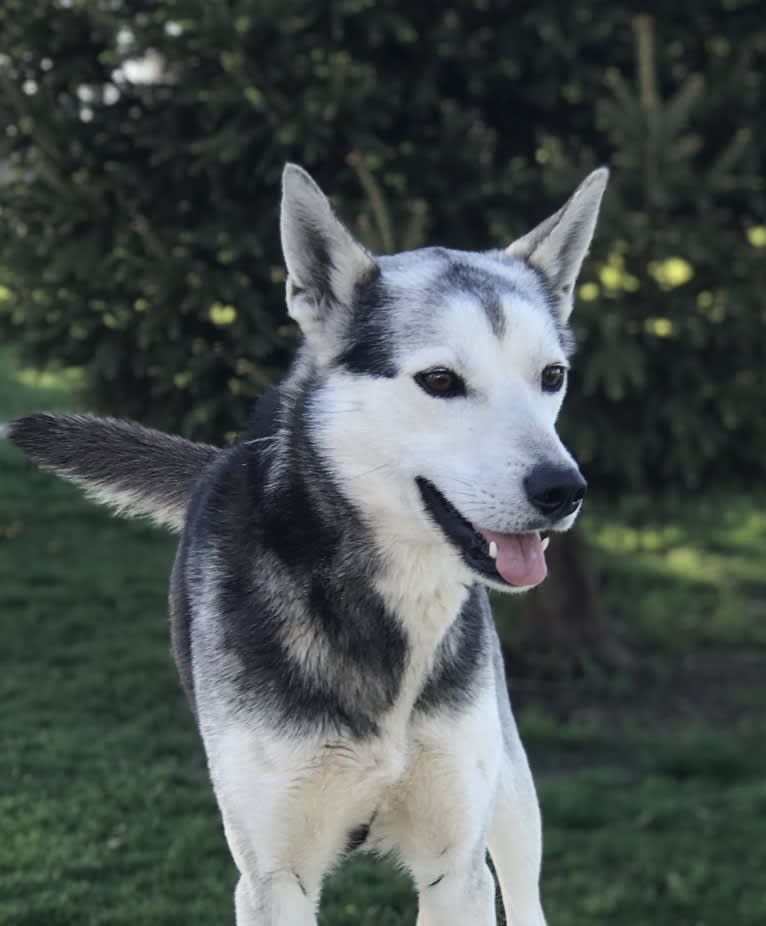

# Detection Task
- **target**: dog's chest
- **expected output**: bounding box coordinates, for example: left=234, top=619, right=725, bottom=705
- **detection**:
left=298, top=581, right=473, bottom=813
left=327, top=572, right=475, bottom=790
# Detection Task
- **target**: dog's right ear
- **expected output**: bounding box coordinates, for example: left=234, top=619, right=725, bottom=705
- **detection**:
left=280, top=164, right=375, bottom=352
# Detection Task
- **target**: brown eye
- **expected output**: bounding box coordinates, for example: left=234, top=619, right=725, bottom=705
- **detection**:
left=541, top=364, right=567, bottom=393
left=414, top=368, right=466, bottom=398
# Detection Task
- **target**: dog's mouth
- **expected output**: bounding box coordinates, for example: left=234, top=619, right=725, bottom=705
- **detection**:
left=415, top=477, right=548, bottom=588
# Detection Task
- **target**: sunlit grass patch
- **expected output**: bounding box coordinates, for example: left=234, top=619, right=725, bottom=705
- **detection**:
left=582, top=496, right=766, bottom=649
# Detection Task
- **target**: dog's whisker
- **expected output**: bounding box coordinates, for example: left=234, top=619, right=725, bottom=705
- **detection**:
left=243, top=434, right=279, bottom=446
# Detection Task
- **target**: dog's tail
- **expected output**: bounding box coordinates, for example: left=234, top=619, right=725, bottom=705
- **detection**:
left=8, top=413, right=221, bottom=531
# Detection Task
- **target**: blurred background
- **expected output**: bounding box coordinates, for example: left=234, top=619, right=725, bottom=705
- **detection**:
left=0, top=1, right=764, bottom=924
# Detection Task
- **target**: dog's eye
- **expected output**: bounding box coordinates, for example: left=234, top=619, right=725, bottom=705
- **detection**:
left=541, top=364, right=567, bottom=393
left=414, top=368, right=466, bottom=398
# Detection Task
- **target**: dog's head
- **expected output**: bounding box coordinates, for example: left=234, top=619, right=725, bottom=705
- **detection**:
left=280, top=164, right=607, bottom=592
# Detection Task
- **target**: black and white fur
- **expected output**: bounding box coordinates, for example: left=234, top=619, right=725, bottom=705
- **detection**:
left=10, top=163, right=607, bottom=925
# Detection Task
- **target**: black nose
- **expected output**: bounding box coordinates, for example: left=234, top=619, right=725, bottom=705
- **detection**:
left=525, top=464, right=587, bottom=521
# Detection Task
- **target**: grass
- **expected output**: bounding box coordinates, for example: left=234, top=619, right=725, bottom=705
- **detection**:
left=1, top=347, right=764, bottom=925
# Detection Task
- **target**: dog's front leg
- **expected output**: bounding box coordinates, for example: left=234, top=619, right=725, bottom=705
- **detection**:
left=203, top=722, right=347, bottom=926
left=396, top=786, right=498, bottom=926
left=235, top=871, right=317, bottom=926
left=411, top=854, right=497, bottom=926
left=487, top=736, right=547, bottom=926
left=385, top=694, right=502, bottom=926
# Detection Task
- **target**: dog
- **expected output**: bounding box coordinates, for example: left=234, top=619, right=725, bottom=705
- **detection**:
left=10, top=162, right=607, bottom=925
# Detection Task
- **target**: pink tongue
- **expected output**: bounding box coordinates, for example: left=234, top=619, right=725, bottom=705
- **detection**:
left=479, top=530, right=547, bottom=587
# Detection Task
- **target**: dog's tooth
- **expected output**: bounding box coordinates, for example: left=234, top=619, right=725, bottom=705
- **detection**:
left=488, top=540, right=498, bottom=560
left=541, top=536, right=550, bottom=552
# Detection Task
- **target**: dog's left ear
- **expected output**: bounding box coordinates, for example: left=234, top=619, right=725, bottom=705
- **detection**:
left=504, top=168, right=609, bottom=322
left=280, top=164, right=375, bottom=351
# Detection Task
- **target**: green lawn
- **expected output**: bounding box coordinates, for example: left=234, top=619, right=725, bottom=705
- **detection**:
left=1, top=348, right=764, bottom=925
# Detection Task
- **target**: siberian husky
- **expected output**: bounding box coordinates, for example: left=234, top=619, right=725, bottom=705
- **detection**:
left=10, top=162, right=607, bottom=925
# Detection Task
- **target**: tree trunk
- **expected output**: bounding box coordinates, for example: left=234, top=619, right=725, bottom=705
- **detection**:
left=522, top=528, right=634, bottom=673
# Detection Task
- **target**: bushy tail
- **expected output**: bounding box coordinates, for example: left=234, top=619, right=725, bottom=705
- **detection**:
left=8, top=413, right=221, bottom=531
